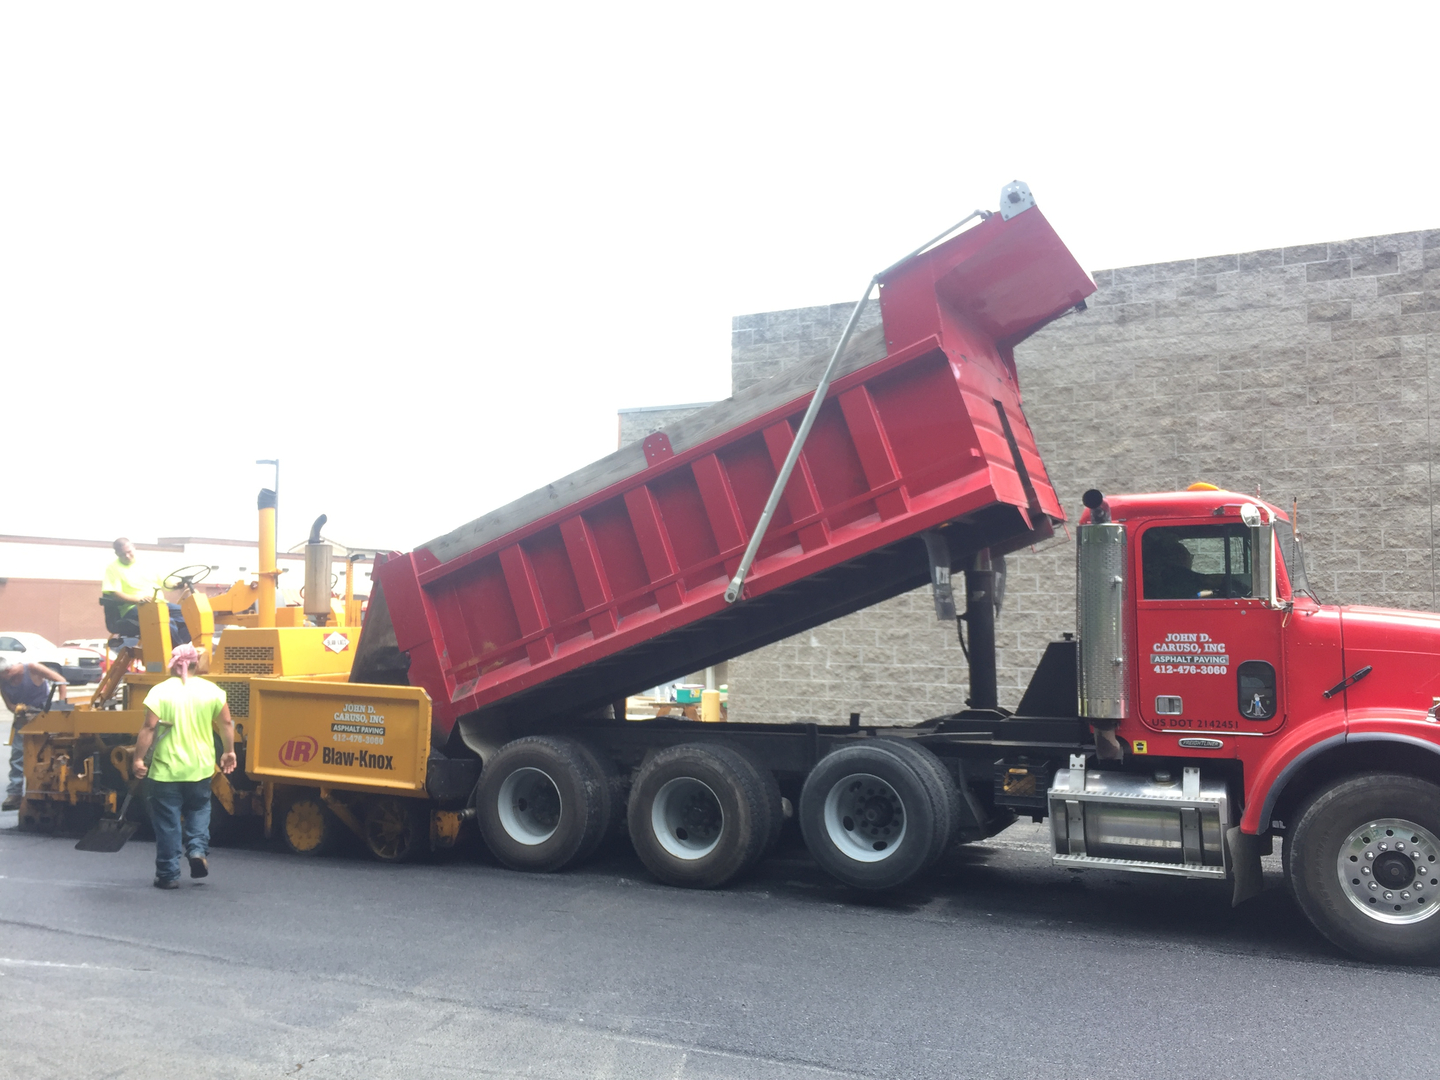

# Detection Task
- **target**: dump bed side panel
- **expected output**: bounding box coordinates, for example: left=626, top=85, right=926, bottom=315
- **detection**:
left=372, top=207, right=1094, bottom=740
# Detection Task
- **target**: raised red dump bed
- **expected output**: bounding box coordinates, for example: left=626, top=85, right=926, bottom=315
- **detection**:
left=360, top=206, right=1095, bottom=743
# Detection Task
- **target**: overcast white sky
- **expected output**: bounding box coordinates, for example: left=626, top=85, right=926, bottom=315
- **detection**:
left=4, top=2, right=1436, bottom=554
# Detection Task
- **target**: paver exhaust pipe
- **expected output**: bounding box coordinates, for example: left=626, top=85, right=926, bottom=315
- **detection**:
left=258, top=488, right=278, bottom=629
left=304, top=514, right=333, bottom=621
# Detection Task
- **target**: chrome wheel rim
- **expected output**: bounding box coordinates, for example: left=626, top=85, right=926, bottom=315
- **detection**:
left=823, top=772, right=906, bottom=863
left=652, top=777, right=723, bottom=860
left=497, top=767, right=561, bottom=846
left=1337, top=817, right=1440, bottom=924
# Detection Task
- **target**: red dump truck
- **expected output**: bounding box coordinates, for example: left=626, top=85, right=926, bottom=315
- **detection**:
left=348, top=184, right=1440, bottom=964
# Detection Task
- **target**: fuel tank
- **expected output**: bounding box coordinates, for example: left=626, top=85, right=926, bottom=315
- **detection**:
left=1049, top=760, right=1229, bottom=879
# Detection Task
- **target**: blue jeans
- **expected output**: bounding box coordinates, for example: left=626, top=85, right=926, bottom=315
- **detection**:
left=146, top=778, right=212, bottom=881
left=114, top=602, right=190, bottom=644
left=166, top=603, right=192, bottom=645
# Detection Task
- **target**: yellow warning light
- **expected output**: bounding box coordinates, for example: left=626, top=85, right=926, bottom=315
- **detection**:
left=1186, top=482, right=1220, bottom=491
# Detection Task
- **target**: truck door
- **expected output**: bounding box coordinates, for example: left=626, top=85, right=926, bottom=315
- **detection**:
left=1135, top=521, right=1287, bottom=735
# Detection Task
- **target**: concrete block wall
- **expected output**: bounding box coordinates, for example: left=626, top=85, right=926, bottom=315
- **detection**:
left=617, top=403, right=716, bottom=449
left=723, top=228, right=1440, bottom=725
left=730, top=301, right=884, bottom=396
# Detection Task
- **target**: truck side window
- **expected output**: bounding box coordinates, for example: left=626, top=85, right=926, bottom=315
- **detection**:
left=1237, top=660, right=1277, bottom=720
left=1141, top=525, right=1253, bottom=600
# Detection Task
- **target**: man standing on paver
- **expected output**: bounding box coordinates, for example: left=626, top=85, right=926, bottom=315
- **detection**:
left=132, top=643, right=236, bottom=889
left=102, top=537, right=192, bottom=644
left=2, top=656, right=67, bottom=811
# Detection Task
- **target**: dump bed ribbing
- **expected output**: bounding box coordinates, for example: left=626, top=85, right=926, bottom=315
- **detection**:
left=357, top=205, right=1094, bottom=744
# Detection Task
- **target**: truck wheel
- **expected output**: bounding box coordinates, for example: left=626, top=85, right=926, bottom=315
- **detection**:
left=1288, top=772, right=1440, bottom=963
left=627, top=743, right=773, bottom=888
left=476, top=736, right=609, bottom=872
left=798, top=742, right=943, bottom=890
left=868, top=739, right=961, bottom=864
left=572, top=740, right=624, bottom=856
left=282, top=794, right=336, bottom=856
left=724, top=745, right=786, bottom=854
left=759, top=765, right=786, bottom=854
left=363, top=797, right=426, bottom=863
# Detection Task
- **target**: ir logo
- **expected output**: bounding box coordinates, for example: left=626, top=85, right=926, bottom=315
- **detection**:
left=278, top=736, right=319, bottom=765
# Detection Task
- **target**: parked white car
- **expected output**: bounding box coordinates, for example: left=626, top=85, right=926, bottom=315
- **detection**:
left=0, top=632, right=105, bottom=684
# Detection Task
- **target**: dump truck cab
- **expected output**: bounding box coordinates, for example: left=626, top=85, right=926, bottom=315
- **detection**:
left=1082, top=486, right=1315, bottom=755
left=1055, top=484, right=1440, bottom=961
left=1075, top=485, right=1440, bottom=830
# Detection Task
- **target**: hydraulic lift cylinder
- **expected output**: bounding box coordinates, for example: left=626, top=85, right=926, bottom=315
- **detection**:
left=964, top=551, right=998, bottom=710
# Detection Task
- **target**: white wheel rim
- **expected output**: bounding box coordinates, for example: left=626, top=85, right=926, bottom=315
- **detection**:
left=652, top=776, right=723, bottom=860
left=1337, top=817, right=1440, bottom=925
left=497, top=767, right=561, bottom=846
left=823, top=772, right=907, bottom=863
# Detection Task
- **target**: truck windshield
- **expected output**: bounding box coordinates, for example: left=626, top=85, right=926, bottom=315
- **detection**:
left=1142, top=524, right=1252, bottom=600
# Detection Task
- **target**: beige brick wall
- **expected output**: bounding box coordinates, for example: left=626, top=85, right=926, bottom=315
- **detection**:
left=730, top=301, right=883, bottom=396
left=722, top=229, right=1440, bottom=724
left=617, top=403, right=716, bottom=449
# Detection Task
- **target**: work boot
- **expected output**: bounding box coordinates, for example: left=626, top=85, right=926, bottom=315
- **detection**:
left=1, top=793, right=20, bottom=812
left=187, top=855, right=209, bottom=879
left=153, top=877, right=180, bottom=890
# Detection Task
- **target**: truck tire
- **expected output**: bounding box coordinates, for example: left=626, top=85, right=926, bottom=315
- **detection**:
left=869, top=738, right=961, bottom=864
left=282, top=794, right=337, bottom=857
left=572, top=740, right=624, bottom=856
left=627, top=743, right=773, bottom=888
left=725, top=744, right=786, bottom=854
left=1288, top=772, right=1440, bottom=963
left=798, top=741, right=943, bottom=890
left=476, top=736, right=610, bottom=873
left=363, top=797, right=427, bottom=863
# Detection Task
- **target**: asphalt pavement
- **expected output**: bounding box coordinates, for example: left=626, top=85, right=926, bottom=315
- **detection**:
left=3, top=757, right=1438, bottom=1080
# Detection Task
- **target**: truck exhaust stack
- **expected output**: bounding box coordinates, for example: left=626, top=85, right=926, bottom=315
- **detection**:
left=1075, top=494, right=1128, bottom=760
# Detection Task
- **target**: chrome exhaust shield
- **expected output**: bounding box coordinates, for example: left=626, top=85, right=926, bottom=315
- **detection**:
left=1076, top=523, right=1129, bottom=723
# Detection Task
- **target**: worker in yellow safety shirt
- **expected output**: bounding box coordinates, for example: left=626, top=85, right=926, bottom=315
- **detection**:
left=132, top=643, right=235, bottom=889
left=102, top=537, right=191, bottom=643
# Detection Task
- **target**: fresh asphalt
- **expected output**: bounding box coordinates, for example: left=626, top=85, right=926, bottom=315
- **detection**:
left=2, top=706, right=1435, bottom=1079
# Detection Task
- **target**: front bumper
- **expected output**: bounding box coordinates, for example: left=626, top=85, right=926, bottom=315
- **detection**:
left=57, top=663, right=103, bottom=685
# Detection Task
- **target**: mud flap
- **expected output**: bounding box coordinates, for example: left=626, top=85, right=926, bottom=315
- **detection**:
left=1226, top=826, right=1266, bottom=906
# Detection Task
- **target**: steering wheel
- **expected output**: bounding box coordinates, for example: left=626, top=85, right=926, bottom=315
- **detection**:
left=163, top=564, right=212, bottom=591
